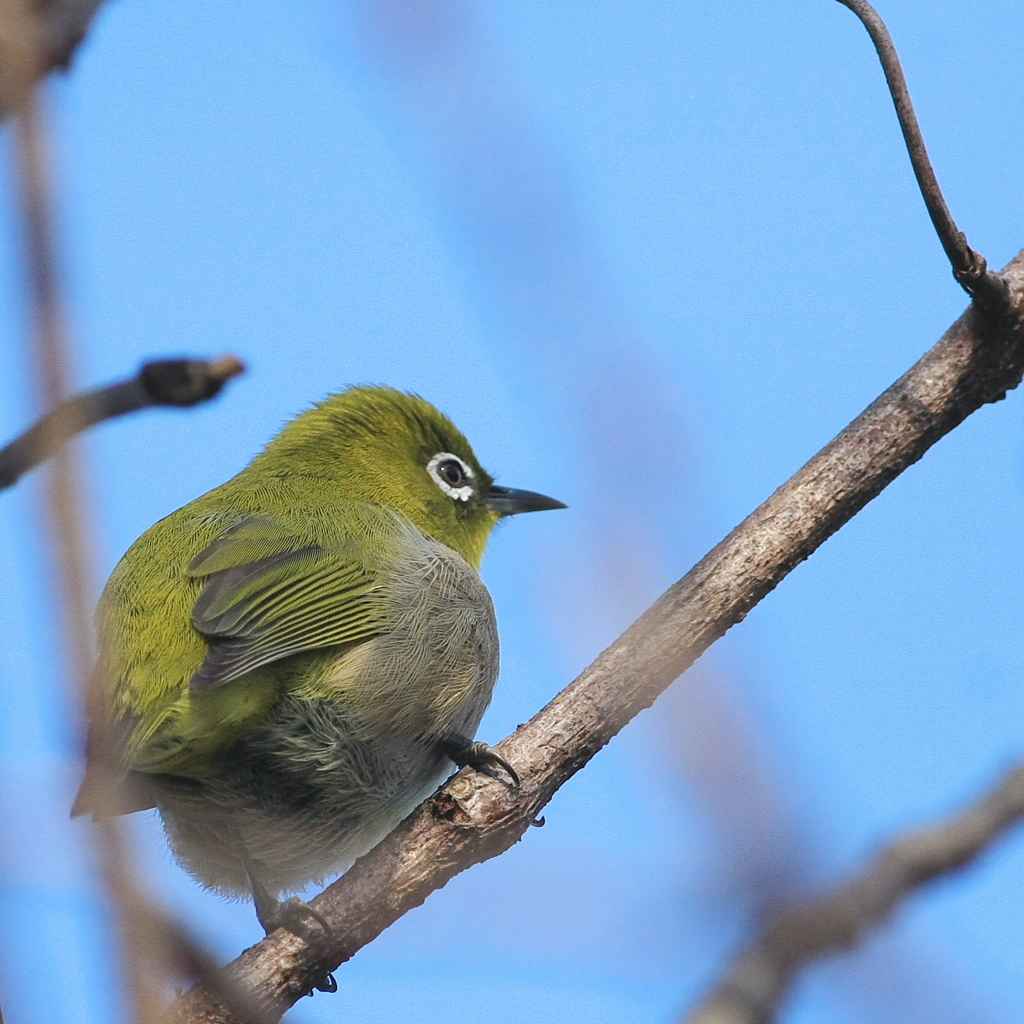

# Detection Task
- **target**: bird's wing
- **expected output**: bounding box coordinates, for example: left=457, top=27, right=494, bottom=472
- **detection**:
left=186, top=515, right=387, bottom=690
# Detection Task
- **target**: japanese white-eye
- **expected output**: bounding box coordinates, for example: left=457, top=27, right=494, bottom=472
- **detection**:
left=73, top=386, right=564, bottom=942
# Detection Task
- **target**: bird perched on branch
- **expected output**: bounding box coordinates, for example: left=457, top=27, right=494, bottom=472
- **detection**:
left=73, top=386, right=564, bottom=946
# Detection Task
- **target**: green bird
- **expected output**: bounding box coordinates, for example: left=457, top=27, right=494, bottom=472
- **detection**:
left=73, top=386, right=564, bottom=941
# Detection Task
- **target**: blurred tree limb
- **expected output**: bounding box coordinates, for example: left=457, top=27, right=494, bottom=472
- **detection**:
left=3, top=3, right=257, bottom=1019
left=0, top=0, right=106, bottom=114
left=684, top=763, right=1024, bottom=1024
left=0, top=354, right=246, bottom=491
left=171, top=248, right=1024, bottom=1021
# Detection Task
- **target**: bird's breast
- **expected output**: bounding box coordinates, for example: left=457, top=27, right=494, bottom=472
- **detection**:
left=321, top=527, right=500, bottom=742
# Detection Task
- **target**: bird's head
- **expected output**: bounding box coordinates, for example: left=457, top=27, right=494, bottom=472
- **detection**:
left=255, top=386, right=565, bottom=568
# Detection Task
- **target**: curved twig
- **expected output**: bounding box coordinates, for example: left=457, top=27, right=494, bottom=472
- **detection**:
left=683, top=763, right=1024, bottom=1024
left=833, top=0, right=1009, bottom=308
left=0, top=354, right=245, bottom=491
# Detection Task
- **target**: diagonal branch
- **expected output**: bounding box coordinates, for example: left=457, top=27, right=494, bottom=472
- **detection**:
left=832, top=0, right=1008, bottom=308
left=682, top=762, right=1024, bottom=1024
left=0, top=354, right=246, bottom=491
left=171, top=251, right=1024, bottom=1023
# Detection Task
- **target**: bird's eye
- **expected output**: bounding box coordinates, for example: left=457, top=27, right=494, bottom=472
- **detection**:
left=426, top=452, right=474, bottom=501
left=439, top=460, right=465, bottom=486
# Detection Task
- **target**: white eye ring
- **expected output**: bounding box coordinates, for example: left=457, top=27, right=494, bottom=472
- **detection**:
left=426, top=452, right=475, bottom=502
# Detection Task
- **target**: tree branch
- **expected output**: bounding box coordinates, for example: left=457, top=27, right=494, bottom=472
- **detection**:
left=832, top=0, right=1008, bottom=308
left=0, top=354, right=246, bottom=491
left=169, top=250, right=1024, bottom=1022
left=682, top=763, right=1024, bottom=1024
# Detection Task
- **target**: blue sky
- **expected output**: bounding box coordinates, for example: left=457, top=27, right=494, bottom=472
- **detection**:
left=0, top=1, right=1022, bottom=1022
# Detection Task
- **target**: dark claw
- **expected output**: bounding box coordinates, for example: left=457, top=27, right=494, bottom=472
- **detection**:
left=443, top=736, right=520, bottom=790
left=531, top=815, right=546, bottom=828
left=259, top=896, right=334, bottom=941
left=309, top=972, right=338, bottom=995
left=261, top=897, right=337, bottom=998
left=297, top=899, right=334, bottom=938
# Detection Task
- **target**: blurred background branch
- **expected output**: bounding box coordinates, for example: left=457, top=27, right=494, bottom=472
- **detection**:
left=12, top=63, right=163, bottom=1024
left=683, top=762, right=1024, bottom=1024
left=0, top=0, right=107, bottom=116
left=0, top=354, right=245, bottom=491
left=4, top=4, right=256, bottom=1022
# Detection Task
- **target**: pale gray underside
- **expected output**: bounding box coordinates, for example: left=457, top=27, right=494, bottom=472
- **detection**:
left=153, top=527, right=499, bottom=896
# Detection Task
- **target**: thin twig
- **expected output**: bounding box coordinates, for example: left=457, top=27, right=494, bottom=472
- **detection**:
left=0, top=354, right=246, bottom=491
left=171, top=250, right=1024, bottom=1023
left=832, top=0, right=1009, bottom=308
left=683, top=763, right=1024, bottom=1024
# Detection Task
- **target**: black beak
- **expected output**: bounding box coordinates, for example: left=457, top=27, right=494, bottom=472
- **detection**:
left=487, top=484, right=567, bottom=516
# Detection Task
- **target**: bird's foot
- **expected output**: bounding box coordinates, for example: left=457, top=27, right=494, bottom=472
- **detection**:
left=442, top=735, right=520, bottom=789
left=257, top=895, right=333, bottom=941
left=256, top=896, right=337, bottom=994
left=243, top=853, right=337, bottom=995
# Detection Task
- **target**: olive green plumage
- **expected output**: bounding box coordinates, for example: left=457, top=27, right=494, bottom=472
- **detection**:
left=73, top=386, right=563, bottom=929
